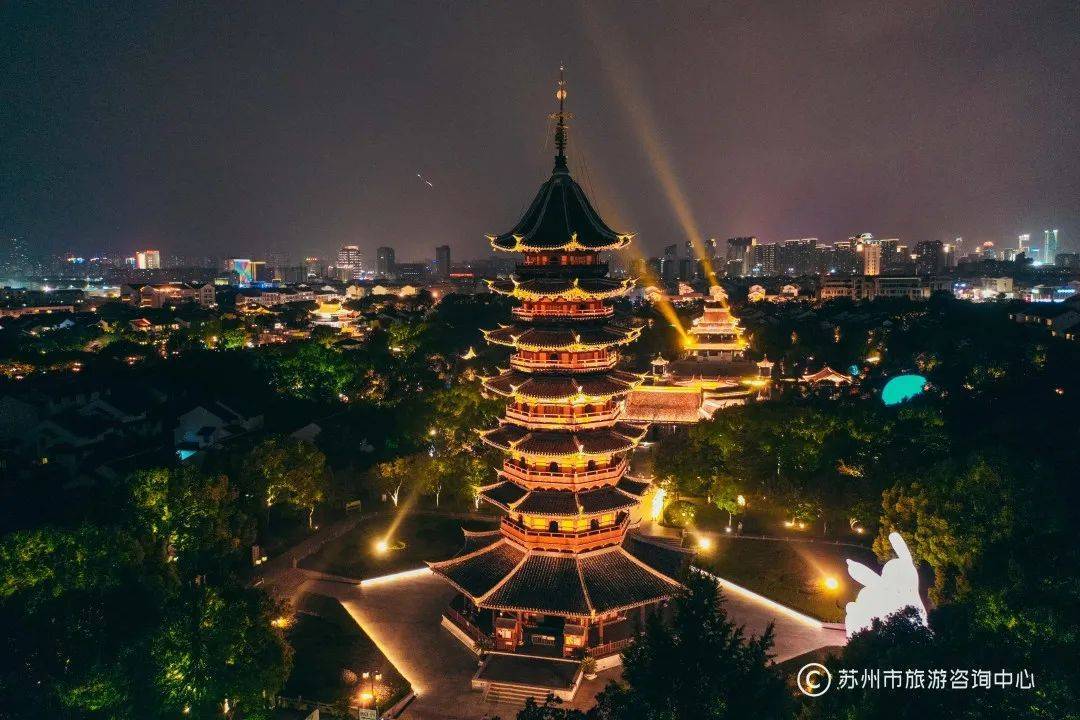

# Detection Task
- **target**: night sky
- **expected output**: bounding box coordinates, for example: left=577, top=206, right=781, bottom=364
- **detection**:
left=3, top=1, right=1078, bottom=262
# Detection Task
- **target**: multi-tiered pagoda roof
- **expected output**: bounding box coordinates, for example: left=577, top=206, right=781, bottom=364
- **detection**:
left=431, top=71, right=690, bottom=664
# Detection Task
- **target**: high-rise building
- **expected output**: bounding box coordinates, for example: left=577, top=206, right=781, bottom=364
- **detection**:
left=1017, top=234, right=1032, bottom=256
left=303, top=257, right=322, bottom=279
left=943, top=242, right=957, bottom=268
left=337, top=245, right=363, bottom=280
left=778, top=238, right=817, bottom=276
left=376, top=246, right=395, bottom=277
left=431, top=74, right=684, bottom=674
left=725, top=237, right=756, bottom=277
left=135, top=250, right=161, bottom=270
left=1043, top=229, right=1059, bottom=266
left=752, top=243, right=777, bottom=276
left=915, top=240, right=945, bottom=275
left=856, top=235, right=882, bottom=276
left=830, top=241, right=859, bottom=274
left=677, top=257, right=697, bottom=282
left=661, top=244, right=678, bottom=282
left=434, top=245, right=451, bottom=279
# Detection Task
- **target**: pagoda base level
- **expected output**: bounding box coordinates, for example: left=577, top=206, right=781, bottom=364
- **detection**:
left=443, top=593, right=659, bottom=661
left=473, top=653, right=582, bottom=705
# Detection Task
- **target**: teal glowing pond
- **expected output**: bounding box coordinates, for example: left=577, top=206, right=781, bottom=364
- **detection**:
left=882, top=374, right=927, bottom=406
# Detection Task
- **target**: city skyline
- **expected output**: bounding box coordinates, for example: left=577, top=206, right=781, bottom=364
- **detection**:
left=3, top=1, right=1078, bottom=262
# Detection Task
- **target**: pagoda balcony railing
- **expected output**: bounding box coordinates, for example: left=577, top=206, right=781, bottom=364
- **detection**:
left=591, top=636, right=637, bottom=659
left=512, top=305, right=615, bottom=320
left=502, top=458, right=628, bottom=488
left=504, top=407, right=618, bottom=429
left=510, top=354, right=617, bottom=372
left=443, top=607, right=494, bottom=650
left=501, top=516, right=629, bottom=552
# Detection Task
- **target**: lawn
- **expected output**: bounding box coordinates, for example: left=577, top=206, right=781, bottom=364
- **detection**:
left=300, top=512, right=498, bottom=580
left=693, top=536, right=879, bottom=623
left=281, top=594, right=409, bottom=711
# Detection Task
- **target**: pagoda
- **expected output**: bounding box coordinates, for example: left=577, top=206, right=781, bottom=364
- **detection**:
left=685, top=285, right=749, bottom=361
left=430, top=70, right=691, bottom=666
left=633, top=285, right=772, bottom=413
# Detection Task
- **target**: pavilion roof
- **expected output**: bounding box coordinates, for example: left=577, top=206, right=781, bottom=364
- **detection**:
left=621, top=533, right=695, bottom=580
left=479, top=480, right=641, bottom=516
left=801, top=367, right=852, bottom=384
left=480, top=422, right=648, bottom=457
left=616, top=476, right=652, bottom=497
left=430, top=530, right=691, bottom=619
left=428, top=539, right=527, bottom=599
left=623, top=386, right=706, bottom=424
left=484, top=321, right=643, bottom=351
left=481, top=369, right=642, bottom=401
left=460, top=529, right=503, bottom=555
left=488, top=170, right=632, bottom=253
left=488, top=277, right=632, bottom=301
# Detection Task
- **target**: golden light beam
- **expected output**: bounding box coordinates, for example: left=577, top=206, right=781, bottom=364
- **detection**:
left=580, top=4, right=720, bottom=288
left=562, top=114, right=689, bottom=344
left=621, top=244, right=690, bottom=344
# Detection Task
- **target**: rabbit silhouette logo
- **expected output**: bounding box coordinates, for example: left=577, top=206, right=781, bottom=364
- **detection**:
left=844, top=531, right=928, bottom=638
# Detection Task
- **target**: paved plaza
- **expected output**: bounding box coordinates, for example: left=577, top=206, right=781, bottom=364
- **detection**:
left=292, top=566, right=845, bottom=720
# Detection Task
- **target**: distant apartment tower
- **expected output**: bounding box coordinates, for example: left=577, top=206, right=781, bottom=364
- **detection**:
left=1017, top=234, right=1032, bottom=256
left=778, top=238, right=817, bottom=276
left=303, top=257, right=322, bottom=279
left=395, top=262, right=428, bottom=284
left=337, top=245, right=363, bottom=280
left=915, top=240, right=945, bottom=275
left=1043, top=229, right=1059, bottom=266
left=376, top=246, right=395, bottom=277
left=855, top=234, right=882, bottom=276
left=434, top=245, right=451, bottom=279
left=725, top=237, right=756, bottom=277
left=830, top=240, right=859, bottom=274
left=752, top=243, right=777, bottom=276
left=136, top=249, right=161, bottom=270
left=660, top=244, right=678, bottom=282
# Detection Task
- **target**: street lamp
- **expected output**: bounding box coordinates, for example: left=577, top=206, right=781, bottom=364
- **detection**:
left=359, top=671, right=383, bottom=718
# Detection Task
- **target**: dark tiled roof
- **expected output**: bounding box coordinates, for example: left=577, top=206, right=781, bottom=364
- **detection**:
left=489, top=277, right=629, bottom=298
left=485, top=324, right=640, bottom=351
left=480, top=424, right=529, bottom=449
left=480, top=481, right=529, bottom=509
left=484, top=554, right=590, bottom=616
left=616, top=477, right=651, bottom=497
left=623, top=387, right=705, bottom=423
left=460, top=530, right=503, bottom=555
left=514, top=489, right=579, bottom=515
left=489, top=171, right=631, bottom=253
left=621, top=534, right=693, bottom=580
left=431, top=541, right=525, bottom=598
left=577, top=486, right=638, bottom=514
left=482, top=371, right=638, bottom=400
left=481, top=424, right=647, bottom=457
left=580, top=549, right=681, bottom=614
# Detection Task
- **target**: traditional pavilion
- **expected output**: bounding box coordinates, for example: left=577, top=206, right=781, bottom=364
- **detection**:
left=631, top=285, right=772, bottom=414
left=430, top=71, right=691, bottom=668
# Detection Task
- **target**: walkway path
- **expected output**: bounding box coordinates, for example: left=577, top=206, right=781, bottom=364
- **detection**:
left=260, top=515, right=845, bottom=719
left=296, top=567, right=843, bottom=720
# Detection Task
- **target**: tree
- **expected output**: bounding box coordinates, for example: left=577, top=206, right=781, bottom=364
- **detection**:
left=370, top=457, right=412, bottom=507
left=250, top=437, right=330, bottom=529
left=799, top=605, right=1072, bottom=720
left=709, top=472, right=743, bottom=528
left=590, top=572, right=791, bottom=720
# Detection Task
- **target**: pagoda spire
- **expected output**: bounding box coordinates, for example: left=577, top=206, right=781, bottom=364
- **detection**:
left=553, top=64, right=569, bottom=173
